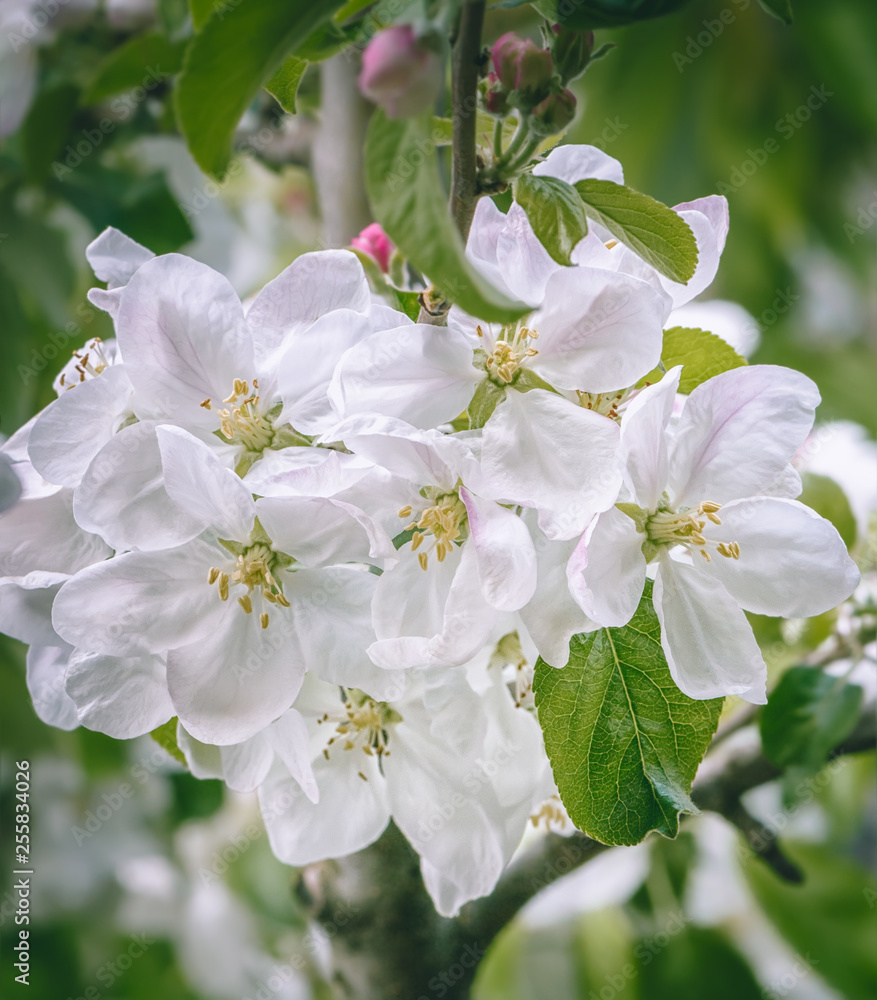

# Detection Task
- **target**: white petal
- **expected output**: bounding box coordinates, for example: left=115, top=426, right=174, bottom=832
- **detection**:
left=460, top=486, right=536, bottom=611
left=329, top=323, right=479, bottom=429
left=0, top=454, right=21, bottom=511
left=518, top=516, right=599, bottom=667
left=669, top=365, right=820, bottom=507
left=177, top=726, right=224, bottom=780
left=219, top=734, right=274, bottom=793
left=156, top=425, right=255, bottom=541
left=247, top=249, right=371, bottom=373
left=256, top=496, right=391, bottom=567
left=660, top=196, right=729, bottom=308
left=0, top=571, right=67, bottom=645
left=268, top=708, right=319, bottom=803
left=52, top=540, right=222, bottom=656
left=74, top=422, right=205, bottom=552
left=465, top=199, right=515, bottom=299
left=372, top=545, right=458, bottom=645
left=28, top=366, right=135, bottom=487
left=496, top=204, right=561, bottom=306
left=0, top=488, right=110, bottom=576
left=698, top=497, right=860, bottom=617
left=482, top=389, right=622, bottom=540
left=534, top=143, right=625, bottom=185
left=65, top=649, right=174, bottom=738
left=27, top=645, right=79, bottom=730
left=259, top=753, right=388, bottom=866
left=244, top=447, right=370, bottom=498
left=654, top=558, right=766, bottom=703
left=116, top=254, right=253, bottom=428
left=86, top=226, right=153, bottom=287
left=567, top=507, right=646, bottom=627
left=167, top=605, right=304, bottom=745
left=620, top=367, right=681, bottom=510
left=531, top=267, right=668, bottom=392
left=424, top=542, right=498, bottom=666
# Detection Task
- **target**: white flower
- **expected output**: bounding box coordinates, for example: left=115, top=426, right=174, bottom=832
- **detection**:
left=334, top=414, right=538, bottom=669
left=51, top=427, right=394, bottom=744
left=258, top=667, right=550, bottom=917
left=565, top=365, right=861, bottom=702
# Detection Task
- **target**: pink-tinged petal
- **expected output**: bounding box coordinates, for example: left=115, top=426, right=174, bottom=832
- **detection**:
left=534, top=143, right=624, bottom=185
left=620, top=367, right=681, bottom=510
left=167, top=604, right=304, bottom=745
left=697, top=497, right=860, bottom=618
left=0, top=572, right=68, bottom=645
left=669, top=365, right=820, bottom=508
left=257, top=496, right=392, bottom=567
left=329, top=324, right=479, bottom=429
left=460, top=486, right=536, bottom=611
left=269, top=709, right=319, bottom=803
left=29, top=366, right=135, bottom=487
left=654, top=558, right=766, bottom=703
left=659, top=196, right=729, bottom=308
left=0, top=488, right=110, bottom=576
left=52, top=540, right=223, bottom=656
left=156, top=425, right=255, bottom=542
left=259, top=754, right=388, bottom=866
left=482, top=389, right=622, bottom=541
left=567, top=507, right=646, bottom=627
left=116, top=254, right=253, bottom=428
left=519, top=514, right=599, bottom=667
left=27, top=645, right=79, bottom=730
left=74, top=422, right=205, bottom=552
left=65, top=650, right=174, bottom=739
left=531, top=267, right=668, bottom=392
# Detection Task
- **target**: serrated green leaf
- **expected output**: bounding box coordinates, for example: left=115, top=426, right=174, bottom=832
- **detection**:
left=150, top=717, right=187, bottom=765
left=176, top=0, right=346, bottom=176
left=761, top=666, right=863, bottom=771
left=574, top=179, right=698, bottom=283
left=83, top=32, right=186, bottom=104
left=265, top=56, right=308, bottom=114
left=757, top=0, right=793, bottom=25
left=513, top=173, right=589, bottom=266
left=468, top=379, right=505, bottom=428
left=534, top=581, right=722, bottom=846
left=640, top=326, right=747, bottom=392
left=365, top=110, right=529, bottom=324
left=798, top=472, right=857, bottom=549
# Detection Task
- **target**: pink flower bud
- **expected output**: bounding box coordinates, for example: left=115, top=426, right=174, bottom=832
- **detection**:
left=483, top=72, right=510, bottom=116
left=358, top=25, right=444, bottom=119
left=529, top=88, right=577, bottom=136
left=490, top=32, right=554, bottom=100
left=351, top=223, right=394, bottom=273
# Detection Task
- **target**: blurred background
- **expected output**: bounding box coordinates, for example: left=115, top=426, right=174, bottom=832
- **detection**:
left=1, top=0, right=875, bottom=997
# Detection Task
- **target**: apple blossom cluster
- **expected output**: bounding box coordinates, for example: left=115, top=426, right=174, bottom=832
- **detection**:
left=0, top=144, right=859, bottom=916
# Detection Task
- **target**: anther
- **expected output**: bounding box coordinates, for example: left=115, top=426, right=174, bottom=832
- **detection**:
left=218, top=573, right=229, bottom=601
left=238, top=595, right=253, bottom=614
left=260, top=612, right=269, bottom=629
left=207, top=567, right=219, bottom=585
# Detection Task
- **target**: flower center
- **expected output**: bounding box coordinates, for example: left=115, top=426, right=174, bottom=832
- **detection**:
left=529, top=795, right=570, bottom=833
left=398, top=490, right=469, bottom=570
left=575, top=389, right=627, bottom=420
left=478, top=322, right=539, bottom=385
left=645, top=501, right=740, bottom=563
left=319, top=690, right=402, bottom=777
left=207, top=541, right=290, bottom=629
left=58, top=338, right=111, bottom=390
left=200, top=378, right=274, bottom=453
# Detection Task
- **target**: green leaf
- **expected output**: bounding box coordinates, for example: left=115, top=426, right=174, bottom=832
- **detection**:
left=757, top=0, right=794, bottom=25
left=157, top=0, right=190, bottom=36
left=760, top=666, right=863, bottom=772
left=150, top=717, right=187, bottom=765
left=526, top=0, right=693, bottom=30
left=513, top=173, right=589, bottom=266
left=21, top=81, right=81, bottom=181
left=176, top=0, right=346, bottom=176
left=365, top=110, right=530, bottom=324
left=574, top=179, right=698, bottom=283
left=533, top=581, right=722, bottom=846
left=83, top=32, right=186, bottom=104
left=188, top=0, right=216, bottom=30
left=468, top=379, right=506, bottom=428
left=640, top=326, right=747, bottom=393
left=746, top=843, right=877, bottom=1000
left=265, top=56, right=308, bottom=114
left=798, top=472, right=857, bottom=549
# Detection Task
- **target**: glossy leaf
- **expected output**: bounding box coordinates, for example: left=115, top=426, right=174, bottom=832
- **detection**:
left=83, top=32, right=186, bottom=104
left=640, top=326, right=747, bottom=392
left=798, top=472, right=857, bottom=549
left=513, top=173, right=590, bottom=266
left=534, top=581, right=722, bottom=846
left=265, top=56, right=308, bottom=114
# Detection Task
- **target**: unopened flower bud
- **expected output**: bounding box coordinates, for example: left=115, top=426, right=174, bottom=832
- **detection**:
left=482, top=72, right=510, bottom=116
left=529, top=88, right=577, bottom=136
left=358, top=26, right=444, bottom=119
left=491, top=32, right=554, bottom=105
left=550, top=25, right=595, bottom=84
left=351, top=223, right=394, bottom=273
